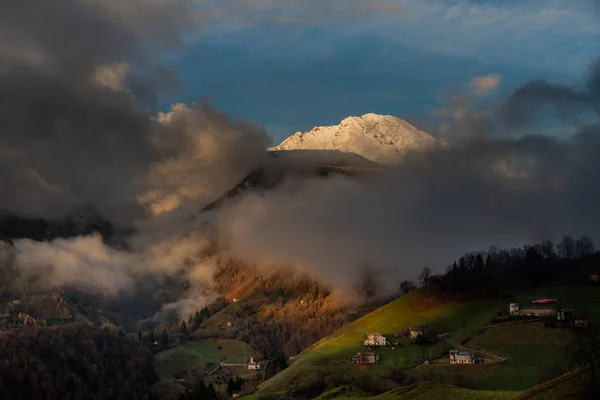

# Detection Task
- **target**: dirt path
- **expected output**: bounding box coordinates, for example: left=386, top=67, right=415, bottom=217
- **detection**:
left=207, top=365, right=221, bottom=375
left=482, top=318, right=542, bottom=331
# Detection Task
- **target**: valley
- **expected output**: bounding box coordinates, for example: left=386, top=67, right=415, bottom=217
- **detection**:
left=2, top=117, right=599, bottom=400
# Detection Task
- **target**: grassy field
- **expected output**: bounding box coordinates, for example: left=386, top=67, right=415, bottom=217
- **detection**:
left=407, top=321, right=575, bottom=391
left=256, top=288, right=502, bottom=395
left=154, top=338, right=255, bottom=380
left=513, top=368, right=590, bottom=400
left=344, top=383, right=519, bottom=400
left=311, top=386, right=368, bottom=399
left=243, top=383, right=519, bottom=400
left=244, top=280, right=600, bottom=399
left=403, top=281, right=600, bottom=393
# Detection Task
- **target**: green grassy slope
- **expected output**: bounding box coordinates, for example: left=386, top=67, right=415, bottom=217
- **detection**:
left=359, top=383, right=517, bottom=400
left=243, top=383, right=519, bottom=400
left=314, top=383, right=519, bottom=400
left=403, top=282, right=600, bottom=392
left=513, top=368, right=590, bottom=400
left=257, top=288, right=502, bottom=395
left=155, top=338, right=255, bottom=380
left=255, top=281, right=600, bottom=398
left=407, top=321, right=574, bottom=390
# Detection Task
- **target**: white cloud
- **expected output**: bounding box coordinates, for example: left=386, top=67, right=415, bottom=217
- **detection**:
left=189, top=0, right=599, bottom=75
left=366, top=0, right=600, bottom=74
left=199, top=0, right=405, bottom=27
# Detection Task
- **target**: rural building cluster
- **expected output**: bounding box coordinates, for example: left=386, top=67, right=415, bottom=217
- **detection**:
left=509, top=299, right=589, bottom=327
left=363, top=333, right=387, bottom=347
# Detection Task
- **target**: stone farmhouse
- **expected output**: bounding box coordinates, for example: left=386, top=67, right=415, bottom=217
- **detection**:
left=510, top=303, right=556, bottom=318
left=575, top=319, right=590, bottom=328
left=409, top=326, right=428, bottom=339
left=552, top=308, right=589, bottom=328
left=364, top=333, right=387, bottom=346
left=512, top=301, right=590, bottom=328
left=247, top=358, right=261, bottom=370
left=352, top=352, right=379, bottom=364
left=449, top=350, right=477, bottom=364
left=556, top=308, right=574, bottom=322
left=519, top=306, right=556, bottom=317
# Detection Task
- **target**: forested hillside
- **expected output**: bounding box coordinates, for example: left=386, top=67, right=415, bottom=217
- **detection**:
left=0, top=323, right=157, bottom=400
left=196, top=258, right=386, bottom=359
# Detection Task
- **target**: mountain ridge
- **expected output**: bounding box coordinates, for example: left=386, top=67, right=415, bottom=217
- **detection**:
left=269, top=113, right=436, bottom=164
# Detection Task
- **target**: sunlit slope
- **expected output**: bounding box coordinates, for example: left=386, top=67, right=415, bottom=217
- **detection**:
left=258, top=288, right=500, bottom=394
left=406, top=321, right=574, bottom=391
left=403, top=282, right=600, bottom=391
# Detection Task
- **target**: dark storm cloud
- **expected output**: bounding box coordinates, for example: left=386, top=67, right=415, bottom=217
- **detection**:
left=500, top=59, right=600, bottom=126
left=0, top=0, right=197, bottom=73
left=0, top=0, right=268, bottom=223
left=0, top=0, right=268, bottom=316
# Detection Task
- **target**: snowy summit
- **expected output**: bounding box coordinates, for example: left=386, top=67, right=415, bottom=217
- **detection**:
left=269, top=113, right=435, bottom=164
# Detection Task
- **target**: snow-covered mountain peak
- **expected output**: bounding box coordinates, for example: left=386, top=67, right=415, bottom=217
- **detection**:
left=269, top=113, right=435, bottom=164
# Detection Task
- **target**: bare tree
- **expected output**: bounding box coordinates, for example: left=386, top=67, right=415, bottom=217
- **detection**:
left=540, top=240, right=556, bottom=259
left=557, top=235, right=576, bottom=259
left=399, top=280, right=417, bottom=295
left=419, top=267, right=431, bottom=287
left=576, top=236, right=596, bottom=258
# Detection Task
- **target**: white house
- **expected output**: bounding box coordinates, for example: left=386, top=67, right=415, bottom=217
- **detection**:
left=248, top=357, right=261, bottom=370
left=363, top=333, right=387, bottom=347
left=449, top=350, right=476, bottom=364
